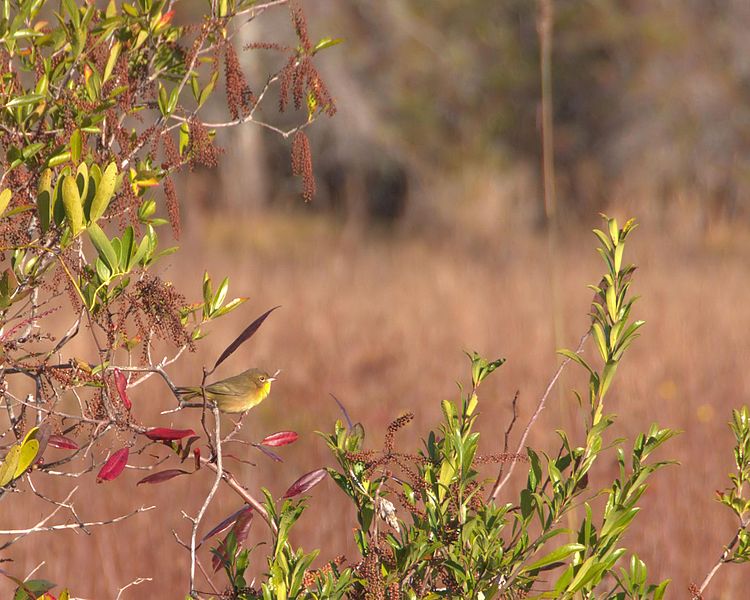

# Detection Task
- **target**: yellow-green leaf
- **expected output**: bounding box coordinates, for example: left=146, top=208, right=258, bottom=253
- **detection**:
left=76, top=161, right=89, bottom=202
left=0, top=189, right=11, bottom=216
left=70, top=129, right=82, bottom=163
left=591, top=322, right=608, bottom=361
left=600, top=361, right=618, bottom=399
left=0, top=445, right=21, bottom=487
left=614, top=242, right=625, bottom=273
left=14, top=439, right=39, bottom=478
left=90, top=162, right=117, bottom=221
left=605, top=284, right=617, bottom=322
left=22, top=427, right=39, bottom=446
left=103, top=41, right=121, bottom=83
left=62, top=175, right=84, bottom=235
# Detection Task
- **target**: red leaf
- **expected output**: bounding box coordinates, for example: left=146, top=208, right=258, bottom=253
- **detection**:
left=144, top=427, right=196, bottom=441
left=212, top=507, right=254, bottom=572
left=193, top=447, right=201, bottom=470
left=232, top=507, right=254, bottom=545
left=260, top=431, right=299, bottom=447
left=212, top=538, right=229, bottom=572
left=113, top=368, right=131, bottom=410
left=201, top=505, right=250, bottom=545
left=213, top=306, right=280, bottom=370
left=48, top=435, right=78, bottom=450
left=97, top=448, right=129, bottom=483
left=282, top=468, right=328, bottom=498
left=136, top=469, right=190, bottom=485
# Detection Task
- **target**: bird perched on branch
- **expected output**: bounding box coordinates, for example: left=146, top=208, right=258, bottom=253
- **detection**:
left=176, top=368, right=278, bottom=414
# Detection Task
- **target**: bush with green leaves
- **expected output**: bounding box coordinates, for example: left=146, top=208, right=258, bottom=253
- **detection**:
left=197, top=218, right=750, bottom=600
left=0, top=0, right=338, bottom=597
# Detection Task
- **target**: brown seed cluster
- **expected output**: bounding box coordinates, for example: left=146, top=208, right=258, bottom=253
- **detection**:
left=291, top=130, right=315, bottom=202
left=126, top=275, right=194, bottom=356
left=188, top=118, right=220, bottom=169
left=384, top=412, right=415, bottom=453
left=163, top=176, right=181, bottom=239
left=223, top=40, right=256, bottom=120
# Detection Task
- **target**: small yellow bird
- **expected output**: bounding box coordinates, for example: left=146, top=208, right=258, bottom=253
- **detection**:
left=176, top=368, right=278, bottom=414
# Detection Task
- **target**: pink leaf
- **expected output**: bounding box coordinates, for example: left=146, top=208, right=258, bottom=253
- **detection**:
left=260, top=431, right=299, bottom=447
left=136, top=469, right=190, bottom=485
left=97, top=448, right=129, bottom=483
left=144, top=427, right=196, bottom=441
left=48, top=435, right=79, bottom=450
left=113, top=368, right=131, bottom=410
left=283, top=468, right=328, bottom=498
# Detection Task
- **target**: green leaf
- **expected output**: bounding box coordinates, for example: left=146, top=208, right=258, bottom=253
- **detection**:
left=558, top=348, right=594, bottom=376
left=120, top=226, right=134, bottom=271
left=37, top=191, right=51, bottom=233
left=313, top=36, right=344, bottom=54
left=524, top=543, right=585, bottom=573
left=4, top=93, right=44, bottom=109
left=14, top=579, right=56, bottom=600
left=131, top=235, right=150, bottom=267
left=62, top=175, right=84, bottom=235
left=87, top=223, right=118, bottom=272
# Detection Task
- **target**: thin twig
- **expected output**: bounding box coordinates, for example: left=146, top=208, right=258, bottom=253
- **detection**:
left=0, top=504, right=154, bottom=541
left=189, top=403, right=223, bottom=596
left=116, top=577, right=153, bottom=600
left=695, top=515, right=750, bottom=598
left=489, top=332, right=589, bottom=500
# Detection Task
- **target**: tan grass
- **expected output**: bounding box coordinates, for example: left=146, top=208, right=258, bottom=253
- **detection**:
left=1, top=212, right=748, bottom=597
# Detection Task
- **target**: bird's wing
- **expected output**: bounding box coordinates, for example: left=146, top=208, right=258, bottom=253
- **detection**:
left=205, top=375, right=251, bottom=396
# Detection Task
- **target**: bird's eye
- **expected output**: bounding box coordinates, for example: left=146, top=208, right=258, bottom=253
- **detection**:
left=259, top=375, right=265, bottom=382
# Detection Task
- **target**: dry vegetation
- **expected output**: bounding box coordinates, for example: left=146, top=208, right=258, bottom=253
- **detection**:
left=1, top=210, right=748, bottom=597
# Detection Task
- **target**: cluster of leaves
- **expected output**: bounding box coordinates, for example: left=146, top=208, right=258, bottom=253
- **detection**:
left=714, top=407, right=750, bottom=563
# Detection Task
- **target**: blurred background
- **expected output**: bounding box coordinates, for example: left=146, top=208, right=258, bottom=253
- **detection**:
left=5, top=0, right=750, bottom=597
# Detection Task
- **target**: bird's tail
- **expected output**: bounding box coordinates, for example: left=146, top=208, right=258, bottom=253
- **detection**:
left=175, top=386, right=202, bottom=400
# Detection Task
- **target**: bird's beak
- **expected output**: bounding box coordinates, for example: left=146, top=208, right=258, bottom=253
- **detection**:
left=269, top=368, right=281, bottom=382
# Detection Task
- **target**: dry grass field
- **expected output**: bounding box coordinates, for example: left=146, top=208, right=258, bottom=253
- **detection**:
left=1, top=210, right=749, bottom=598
